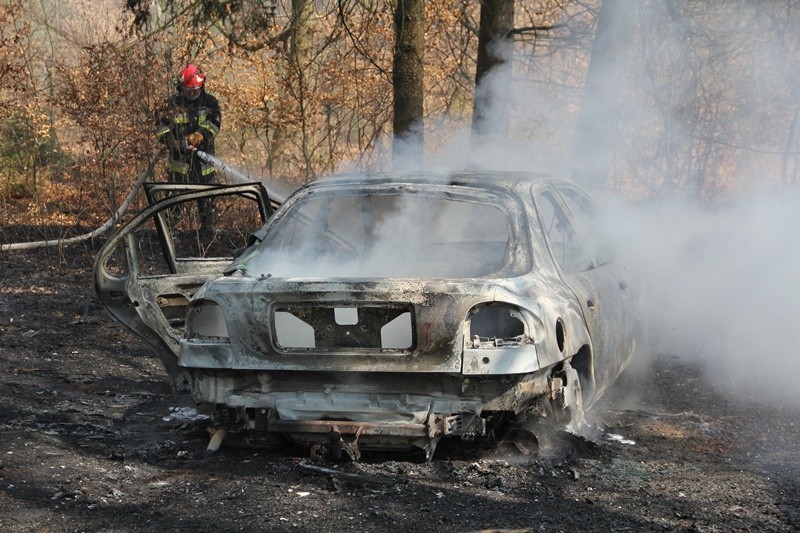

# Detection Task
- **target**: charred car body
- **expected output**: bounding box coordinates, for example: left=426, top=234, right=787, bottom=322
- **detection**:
left=95, top=172, right=640, bottom=459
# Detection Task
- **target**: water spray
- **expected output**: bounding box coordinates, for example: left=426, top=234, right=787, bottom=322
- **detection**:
left=194, top=149, right=287, bottom=203
left=194, top=150, right=252, bottom=184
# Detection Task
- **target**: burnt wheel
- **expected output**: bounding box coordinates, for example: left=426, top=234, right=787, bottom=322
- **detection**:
left=548, top=361, right=587, bottom=433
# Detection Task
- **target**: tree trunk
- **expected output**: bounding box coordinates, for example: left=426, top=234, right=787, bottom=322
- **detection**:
left=392, top=0, right=424, bottom=168
left=270, top=0, right=315, bottom=179
left=292, top=0, right=315, bottom=178
left=569, top=0, right=635, bottom=188
left=471, top=0, right=515, bottom=147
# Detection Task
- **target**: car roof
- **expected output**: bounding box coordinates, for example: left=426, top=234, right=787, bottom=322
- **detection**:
left=302, top=170, right=571, bottom=192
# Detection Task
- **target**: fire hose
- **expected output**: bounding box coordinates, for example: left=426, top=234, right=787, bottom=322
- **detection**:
left=192, top=149, right=286, bottom=204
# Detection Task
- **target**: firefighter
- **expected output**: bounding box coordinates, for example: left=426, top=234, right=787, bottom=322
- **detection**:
left=156, top=64, right=221, bottom=235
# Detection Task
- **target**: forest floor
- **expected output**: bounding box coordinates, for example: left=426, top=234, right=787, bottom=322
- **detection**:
left=1, top=230, right=799, bottom=532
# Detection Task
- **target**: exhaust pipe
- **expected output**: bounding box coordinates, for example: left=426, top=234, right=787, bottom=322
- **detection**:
left=206, top=427, right=227, bottom=452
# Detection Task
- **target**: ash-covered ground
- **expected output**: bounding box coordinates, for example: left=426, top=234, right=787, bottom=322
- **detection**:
left=1, top=237, right=798, bottom=532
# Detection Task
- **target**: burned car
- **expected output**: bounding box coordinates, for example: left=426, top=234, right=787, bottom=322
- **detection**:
left=94, top=172, right=640, bottom=459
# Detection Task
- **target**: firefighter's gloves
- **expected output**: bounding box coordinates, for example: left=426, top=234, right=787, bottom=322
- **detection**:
left=186, top=131, right=204, bottom=148
left=164, top=132, right=202, bottom=153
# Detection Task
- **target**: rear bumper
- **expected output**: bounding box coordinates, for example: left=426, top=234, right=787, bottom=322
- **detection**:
left=262, top=411, right=484, bottom=440
left=226, top=390, right=484, bottom=436
left=192, top=370, right=550, bottom=443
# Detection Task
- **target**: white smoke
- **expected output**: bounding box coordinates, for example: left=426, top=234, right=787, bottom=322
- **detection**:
left=594, top=187, right=800, bottom=405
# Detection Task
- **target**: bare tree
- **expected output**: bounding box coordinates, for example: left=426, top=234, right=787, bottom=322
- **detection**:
left=392, top=0, right=424, bottom=167
left=471, top=0, right=514, bottom=149
left=569, top=0, right=635, bottom=189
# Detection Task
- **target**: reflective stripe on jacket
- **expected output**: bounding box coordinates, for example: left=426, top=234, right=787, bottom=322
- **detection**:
left=201, top=163, right=215, bottom=176
left=167, top=159, right=191, bottom=174
left=198, top=110, right=219, bottom=138
left=168, top=159, right=215, bottom=177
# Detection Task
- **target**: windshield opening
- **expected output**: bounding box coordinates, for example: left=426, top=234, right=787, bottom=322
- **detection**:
left=241, top=188, right=519, bottom=278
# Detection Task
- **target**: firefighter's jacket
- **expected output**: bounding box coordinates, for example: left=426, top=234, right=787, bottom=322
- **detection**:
left=155, top=90, right=221, bottom=182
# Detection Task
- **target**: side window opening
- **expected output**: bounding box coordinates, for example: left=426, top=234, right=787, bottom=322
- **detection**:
left=535, top=190, right=594, bottom=274
left=164, top=195, right=265, bottom=261
left=123, top=188, right=270, bottom=278
left=559, top=187, right=615, bottom=266
left=133, top=216, right=173, bottom=276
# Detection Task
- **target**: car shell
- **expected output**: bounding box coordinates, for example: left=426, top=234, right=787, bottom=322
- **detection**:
left=94, top=172, right=641, bottom=459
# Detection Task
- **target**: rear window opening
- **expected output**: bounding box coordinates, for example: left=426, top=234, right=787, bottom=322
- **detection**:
left=243, top=189, right=520, bottom=278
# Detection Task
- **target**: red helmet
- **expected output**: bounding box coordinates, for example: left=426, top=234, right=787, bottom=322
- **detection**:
left=178, top=64, right=205, bottom=90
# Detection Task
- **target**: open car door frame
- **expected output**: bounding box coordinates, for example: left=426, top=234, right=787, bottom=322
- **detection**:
left=94, top=182, right=275, bottom=392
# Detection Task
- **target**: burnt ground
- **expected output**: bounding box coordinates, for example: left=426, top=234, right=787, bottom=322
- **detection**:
left=1, top=236, right=799, bottom=532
